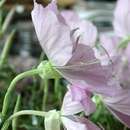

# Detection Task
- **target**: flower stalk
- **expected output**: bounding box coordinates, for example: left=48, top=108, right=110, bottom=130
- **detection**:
left=1, top=110, right=47, bottom=130
left=12, top=94, right=21, bottom=130
left=0, top=30, right=16, bottom=68
left=42, top=79, right=49, bottom=111
left=1, top=69, right=41, bottom=117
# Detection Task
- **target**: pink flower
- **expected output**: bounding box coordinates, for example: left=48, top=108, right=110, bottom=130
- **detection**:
left=102, top=88, right=130, bottom=128
left=62, top=84, right=96, bottom=115
left=113, top=0, right=130, bottom=38
left=44, top=87, right=101, bottom=130
left=60, top=89, right=101, bottom=130
left=31, top=0, right=115, bottom=96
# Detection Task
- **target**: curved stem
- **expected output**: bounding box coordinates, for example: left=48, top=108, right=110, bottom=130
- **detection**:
left=1, top=110, right=46, bottom=130
left=12, top=94, right=21, bottom=130
left=2, top=69, right=41, bottom=117
left=10, top=110, right=46, bottom=119
left=2, top=7, right=15, bottom=35
left=0, top=30, right=15, bottom=68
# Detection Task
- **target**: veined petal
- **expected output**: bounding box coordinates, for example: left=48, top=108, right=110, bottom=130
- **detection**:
left=31, top=1, right=73, bottom=66
left=61, top=91, right=83, bottom=116
left=107, top=107, right=130, bottom=128
left=103, top=89, right=130, bottom=116
left=100, top=34, right=119, bottom=57
left=70, top=84, right=96, bottom=115
left=62, top=117, right=86, bottom=130
left=61, top=11, right=97, bottom=46
left=113, top=0, right=130, bottom=37
left=76, top=116, right=101, bottom=130
left=58, top=44, right=115, bottom=96
left=62, top=116, right=101, bottom=130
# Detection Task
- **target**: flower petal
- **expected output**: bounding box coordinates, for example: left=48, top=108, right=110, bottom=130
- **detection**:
left=61, top=11, right=97, bottom=46
left=114, top=0, right=130, bottom=37
left=107, top=107, right=130, bottom=128
left=62, top=116, right=101, bottom=130
left=103, top=89, right=130, bottom=115
left=58, top=44, right=117, bottom=96
left=61, top=91, right=83, bottom=116
left=62, top=117, right=86, bottom=130
left=31, top=1, right=73, bottom=66
left=70, top=84, right=96, bottom=115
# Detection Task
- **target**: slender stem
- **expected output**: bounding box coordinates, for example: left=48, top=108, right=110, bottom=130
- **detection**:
left=54, top=79, right=62, bottom=104
left=54, top=79, right=59, bottom=95
left=1, top=110, right=46, bottom=130
left=0, top=10, right=3, bottom=31
left=42, top=79, right=48, bottom=111
left=12, top=94, right=21, bottom=130
left=0, top=30, right=16, bottom=68
left=10, top=110, right=46, bottom=119
left=2, top=7, right=15, bottom=35
left=2, top=69, right=41, bottom=117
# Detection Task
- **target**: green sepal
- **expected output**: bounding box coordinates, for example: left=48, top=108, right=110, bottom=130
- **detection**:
left=118, top=35, right=130, bottom=49
left=44, top=110, right=61, bottom=130
left=38, top=61, right=61, bottom=79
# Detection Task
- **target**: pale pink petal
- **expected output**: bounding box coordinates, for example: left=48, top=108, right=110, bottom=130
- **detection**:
left=62, top=117, right=86, bottom=130
left=76, top=116, right=101, bottom=130
left=62, top=116, right=101, bottom=130
left=100, top=34, right=119, bottom=57
left=31, top=1, right=72, bottom=66
left=103, top=89, right=130, bottom=116
left=57, top=44, right=118, bottom=96
left=113, top=0, right=130, bottom=37
left=61, top=11, right=97, bottom=46
left=61, top=91, right=83, bottom=116
left=107, top=107, right=130, bottom=128
left=70, top=84, right=96, bottom=115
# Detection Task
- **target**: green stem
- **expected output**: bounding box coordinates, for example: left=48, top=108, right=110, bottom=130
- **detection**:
left=54, top=79, right=62, bottom=104
left=118, top=36, right=130, bottom=49
left=2, top=68, right=41, bottom=117
left=12, top=94, right=21, bottom=130
left=0, top=10, right=3, bottom=31
left=54, top=79, right=59, bottom=95
left=0, top=30, right=16, bottom=68
left=1, top=110, right=46, bottom=130
left=1, top=7, right=15, bottom=35
left=42, top=79, right=48, bottom=111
